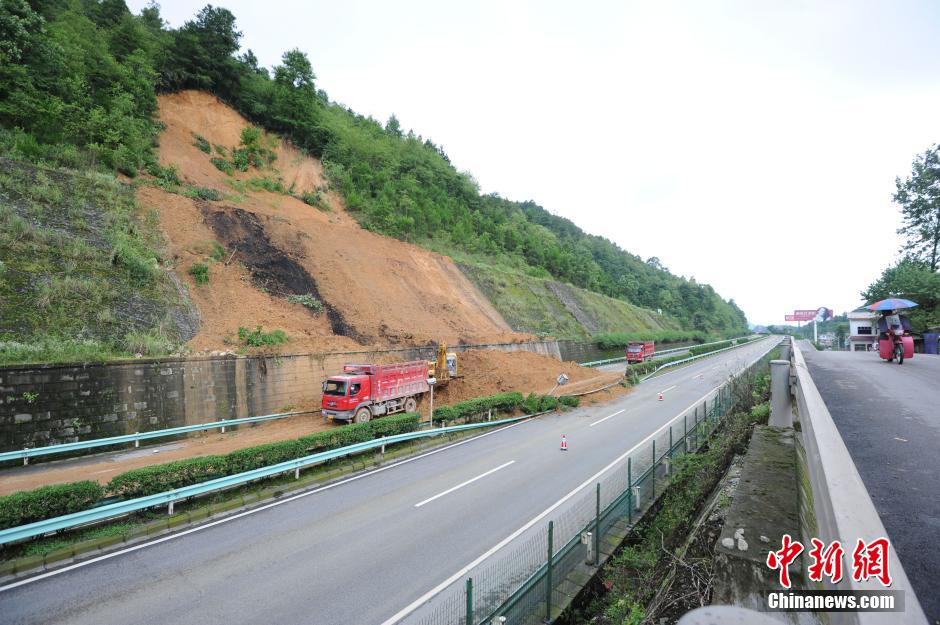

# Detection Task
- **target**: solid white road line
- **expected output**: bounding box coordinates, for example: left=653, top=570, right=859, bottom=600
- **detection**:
left=380, top=385, right=728, bottom=625
left=0, top=418, right=534, bottom=593
left=658, top=385, right=677, bottom=394
left=589, top=409, right=625, bottom=427
left=414, top=461, right=515, bottom=508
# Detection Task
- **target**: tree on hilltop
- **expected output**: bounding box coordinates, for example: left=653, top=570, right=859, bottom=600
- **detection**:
left=895, top=144, right=940, bottom=271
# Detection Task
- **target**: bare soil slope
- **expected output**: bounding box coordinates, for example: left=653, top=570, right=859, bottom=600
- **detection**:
left=145, top=90, right=519, bottom=353
left=431, top=350, right=627, bottom=408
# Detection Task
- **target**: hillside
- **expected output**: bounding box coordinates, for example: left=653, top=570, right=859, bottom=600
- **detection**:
left=0, top=157, right=198, bottom=363
left=0, top=1, right=748, bottom=362
left=144, top=90, right=520, bottom=351
left=459, top=262, right=680, bottom=339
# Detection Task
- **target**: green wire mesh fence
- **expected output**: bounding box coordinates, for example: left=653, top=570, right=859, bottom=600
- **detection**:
left=406, top=353, right=770, bottom=625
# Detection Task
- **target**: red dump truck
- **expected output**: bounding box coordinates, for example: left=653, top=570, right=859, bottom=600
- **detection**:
left=321, top=361, right=429, bottom=423
left=625, top=341, right=655, bottom=363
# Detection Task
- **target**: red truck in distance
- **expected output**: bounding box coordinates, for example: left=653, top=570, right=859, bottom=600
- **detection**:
left=626, top=341, right=655, bottom=363
left=321, top=361, right=430, bottom=423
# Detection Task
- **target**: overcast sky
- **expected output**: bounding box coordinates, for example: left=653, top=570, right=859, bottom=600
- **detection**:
left=131, top=1, right=940, bottom=325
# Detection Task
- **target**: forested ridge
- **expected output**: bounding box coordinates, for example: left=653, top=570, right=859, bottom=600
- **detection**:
left=0, top=0, right=748, bottom=336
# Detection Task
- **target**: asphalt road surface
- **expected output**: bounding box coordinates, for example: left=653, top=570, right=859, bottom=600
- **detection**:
left=801, top=342, right=940, bottom=621
left=0, top=339, right=777, bottom=625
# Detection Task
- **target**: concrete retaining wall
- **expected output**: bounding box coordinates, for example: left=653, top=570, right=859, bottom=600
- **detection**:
left=0, top=341, right=561, bottom=452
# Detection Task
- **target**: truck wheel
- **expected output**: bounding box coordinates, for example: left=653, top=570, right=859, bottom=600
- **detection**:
left=405, top=397, right=417, bottom=413
left=354, top=408, right=371, bottom=423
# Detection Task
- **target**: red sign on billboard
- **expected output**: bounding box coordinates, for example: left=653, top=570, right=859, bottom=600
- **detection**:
left=786, top=308, right=833, bottom=322
left=790, top=311, right=817, bottom=321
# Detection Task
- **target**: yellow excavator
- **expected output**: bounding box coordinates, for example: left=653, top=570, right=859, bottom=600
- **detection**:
left=427, top=343, right=458, bottom=384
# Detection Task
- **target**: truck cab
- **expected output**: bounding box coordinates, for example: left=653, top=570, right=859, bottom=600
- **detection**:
left=626, top=340, right=655, bottom=363
left=321, top=375, right=371, bottom=421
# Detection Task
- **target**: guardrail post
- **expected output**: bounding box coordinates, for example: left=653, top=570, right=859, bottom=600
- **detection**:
left=168, top=500, right=174, bottom=515
left=683, top=414, right=688, bottom=452
left=294, top=467, right=300, bottom=479
left=651, top=440, right=656, bottom=500
left=594, top=483, right=601, bottom=565
left=466, top=577, right=473, bottom=625
left=381, top=436, right=386, bottom=454
left=627, top=457, right=633, bottom=523
left=134, top=433, right=140, bottom=448
left=770, top=359, right=793, bottom=428
left=23, top=450, right=28, bottom=466
left=545, top=521, right=553, bottom=622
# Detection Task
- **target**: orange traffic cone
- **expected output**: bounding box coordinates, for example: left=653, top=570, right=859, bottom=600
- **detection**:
left=560, top=434, right=568, bottom=451
left=658, top=392, right=664, bottom=401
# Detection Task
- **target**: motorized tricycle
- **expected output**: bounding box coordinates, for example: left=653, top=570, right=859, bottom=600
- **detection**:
left=879, top=328, right=914, bottom=364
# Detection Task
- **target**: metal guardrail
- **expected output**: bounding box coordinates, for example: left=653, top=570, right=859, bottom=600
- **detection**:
left=578, top=337, right=749, bottom=368
left=0, top=412, right=543, bottom=546
left=639, top=337, right=761, bottom=381
left=791, top=339, right=927, bottom=624
left=0, top=410, right=317, bottom=464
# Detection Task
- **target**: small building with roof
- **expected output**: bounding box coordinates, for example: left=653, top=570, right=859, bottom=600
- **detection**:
left=848, top=310, right=877, bottom=352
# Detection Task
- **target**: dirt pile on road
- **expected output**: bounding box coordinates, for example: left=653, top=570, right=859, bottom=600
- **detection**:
left=432, top=350, right=626, bottom=406
left=144, top=90, right=526, bottom=353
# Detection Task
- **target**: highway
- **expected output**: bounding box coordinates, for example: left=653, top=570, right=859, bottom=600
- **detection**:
left=0, top=338, right=777, bottom=625
left=594, top=345, right=692, bottom=374
left=800, top=342, right=940, bottom=622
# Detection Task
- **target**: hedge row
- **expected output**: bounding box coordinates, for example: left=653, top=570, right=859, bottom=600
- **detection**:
left=0, top=413, right=422, bottom=525
left=594, top=330, right=708, bottom=350
left=109, top=412, right=421, bottom=498
left=432, top=392, right=524, bottom=423
left=689, top=340, right=733, bottom=356
left=0, top=481, right=105, bottom=530
left=627, top=353, right=689, bottom=376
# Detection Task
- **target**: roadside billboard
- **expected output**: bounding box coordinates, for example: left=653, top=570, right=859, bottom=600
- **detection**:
left=786, top=308, right=833, bottom=322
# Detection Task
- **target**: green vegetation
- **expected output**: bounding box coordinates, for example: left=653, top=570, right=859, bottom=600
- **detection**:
left=209, top=241, right=226, bottom=261
left=0, top=481, right=104, bottom=530
left=688, top=340, right=732, bottom=356
left=183, top=185, right=222, bottom=201
left=192, top=134, right=211, bottom=154
left=0, top=159, right=191, bottom=364
left=237, top=325, right=288, bottom=347
left=460, top=262, right=681, bottom=339
left=4, top=414, right=421, bottom=526
left=594, top=330, right=708, bottom=350
left=107, top=411, right=420, bottom=499
left=432, top=392, right=524, bottom=423
left=286, top=293, right=324, bottom=312
left=301, top=188, right=330, bottom=211
left=861, top=144, right=940, bottom=333
left=523, top=392, right=561, bottom=413
left=863, top=259, right=940, bottom=333
left=894, top=144, right=940, bottom=272
left=558, top=395, right=581, bottom=407
left=0, top=1, right=748, bottom=342
left=188, top=261, right=209, bottom=285
left=210, top=156, right=234, bottom=175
